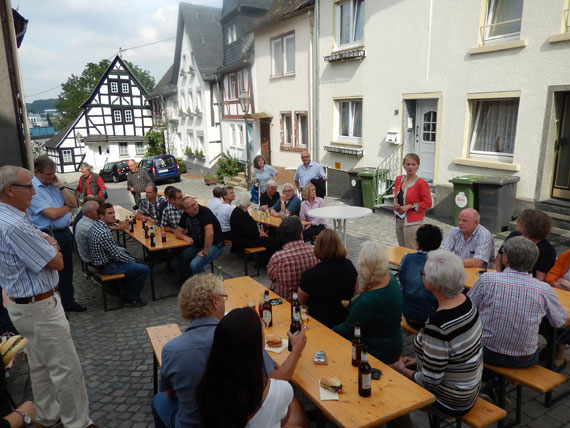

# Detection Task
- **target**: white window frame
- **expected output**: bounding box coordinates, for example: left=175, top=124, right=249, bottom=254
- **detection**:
left=196, top=89, right=202, bottom=112
left=334, top=98, right=363, bottom=144
left=483, top=0, right=523, bottom=44
left=121, top=82, right=130, bottom=94
left=295, top=112, right=308, bottom=148
left=62, top=149, right=72, bottom=163
left=113, top=110, right=122, bottom=123
left=119, top=142, right=129, bottom=156
left=335, top=0, right=364, bottom=49
left=124, top=110, right=133, bottom=123
left=271, top=33, right=295, bottom=77
left=226, top=21, right=237, bottom=44
left=281, top=112, right=293, bottom=147
left=468, top=95, right=519, bottom=162
left=110, top=81, right=118, bottom=93
left=229, top=74, right=237, bottom=100
left=188, top=131, right=194, bottom=150
left=197, top=134, right=204, bottom=151
left=135, top=141, right=145, bottom=155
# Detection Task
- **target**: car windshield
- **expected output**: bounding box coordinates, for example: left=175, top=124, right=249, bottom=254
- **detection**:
left=103, top=164, right=114, bottom=171
left=156, top=157, right=176, bottom=168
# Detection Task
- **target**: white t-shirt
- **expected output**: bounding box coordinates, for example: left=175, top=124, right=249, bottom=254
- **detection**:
left=246, top=379, right=293, bottom=428
left=216, top=203, right=234, bottom=232
left=207, top=197, right=222, bottom=216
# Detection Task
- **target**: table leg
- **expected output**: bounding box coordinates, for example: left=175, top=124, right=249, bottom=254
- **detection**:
left=148, top=251, right=157, bottom=301
left=333, top=219, right=348, bottom=245
left=153, top=354, right=158, bottom=395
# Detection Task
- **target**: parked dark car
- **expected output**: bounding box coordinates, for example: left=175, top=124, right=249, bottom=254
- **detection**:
left=139, top=155, right=181, bottom=183
left=99, top=160, right=129, bottom=183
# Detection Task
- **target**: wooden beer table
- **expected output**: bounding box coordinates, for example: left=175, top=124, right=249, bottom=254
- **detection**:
left=114, top=205, right=190, bottom=300
left=248, top=208, right=311, bottom=228
left=146, top=323, right=182, bottom=394
left=224, top=276, right=435, bottom=428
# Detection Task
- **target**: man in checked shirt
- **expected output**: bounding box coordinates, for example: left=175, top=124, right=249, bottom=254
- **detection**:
left=136, top=184, right=167, bottom=223
left=88, top=202, right=149, bottom=307
left=127, top=159, right=153, bottom=209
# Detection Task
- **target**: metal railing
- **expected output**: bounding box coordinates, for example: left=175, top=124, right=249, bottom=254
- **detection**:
left=480, top=18, right=521, bottom=44
left=374, top=144, right=402, bottom=205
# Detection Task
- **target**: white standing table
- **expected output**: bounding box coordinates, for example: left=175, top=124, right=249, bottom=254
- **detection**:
left=307, top=205, right=372, bottom=244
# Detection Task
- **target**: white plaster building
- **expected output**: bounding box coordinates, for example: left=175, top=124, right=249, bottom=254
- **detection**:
left=317, top=0, right=570, bottom=213
left=253, top=0, right=314, bottom=168
left=148, top=3, right=223, bottom=175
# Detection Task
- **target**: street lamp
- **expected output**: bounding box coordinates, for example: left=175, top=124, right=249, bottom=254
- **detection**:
left=238, top=91, right=251, bottom=189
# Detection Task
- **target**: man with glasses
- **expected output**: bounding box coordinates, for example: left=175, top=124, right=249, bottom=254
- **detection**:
left=174, top=197, right=225, bottom=279
left=160, top=187, right=184, bottom=233
left=0, top=165, right=98, bottom=428
left=151, top=274, right=306, bottom=428
left=29, top=156, right=86, bottom=313
left=270, top=183, right=301, bottom=217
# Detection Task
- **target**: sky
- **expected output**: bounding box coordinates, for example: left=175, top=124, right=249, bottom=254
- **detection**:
left=17, top=0, right=222, bottom=102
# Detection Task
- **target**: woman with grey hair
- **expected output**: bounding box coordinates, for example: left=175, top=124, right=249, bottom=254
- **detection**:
left=75, top=162, right=106, bottom=200
left=333, top=241, right=403, bottom=364
left=230, top=192, right=280, bottom=266
left=393, top=250, right=483, bottom=419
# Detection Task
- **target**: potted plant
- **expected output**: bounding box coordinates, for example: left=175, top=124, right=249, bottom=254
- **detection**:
left=195, top=106, right=202, bottom=116
left=185, top=147, right=195, bottom=157
left=204, top=173, right=217, bottom=185
left=179, top=69, right=187, bottom=77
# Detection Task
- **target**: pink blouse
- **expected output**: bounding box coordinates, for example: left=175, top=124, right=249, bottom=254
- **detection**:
left=299, top=197, right=327, bottom=226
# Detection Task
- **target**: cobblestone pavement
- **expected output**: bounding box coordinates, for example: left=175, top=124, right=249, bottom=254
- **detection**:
left=7, top=175, right=570, bottom=428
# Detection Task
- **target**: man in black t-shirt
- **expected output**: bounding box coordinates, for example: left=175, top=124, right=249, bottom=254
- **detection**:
left=174, top=196, right=224, bottom=278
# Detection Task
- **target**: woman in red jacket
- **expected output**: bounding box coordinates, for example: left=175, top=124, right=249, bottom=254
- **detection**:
left=393, top=153, right=432, bottom=249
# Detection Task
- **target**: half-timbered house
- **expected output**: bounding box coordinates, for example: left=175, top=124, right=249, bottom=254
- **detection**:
left=44, top=55, right=153, bottom=173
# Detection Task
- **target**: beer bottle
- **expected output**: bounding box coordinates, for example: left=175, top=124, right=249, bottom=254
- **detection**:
left=288, top=306, right=302, bottom=352
left=161, top=229, right=167, bottom=243
left=291, top=290, right=299, bottom=320
left=352, top=321, right=363, bottom=367
left=150, top=230, right=156, bottom=247
left=128, top=217, right=134, bottom=232
left=358, top=345, right=372, bottom=397
left=144, top=224, right=149, bottom=239
left=262, top=290, right=272, bottom=327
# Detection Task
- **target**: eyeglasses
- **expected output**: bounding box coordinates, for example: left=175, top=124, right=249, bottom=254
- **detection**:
left=11, top=183, right=34, bottom=189
left=216, top=294, right=228, bottom=301
left=283, top=189, right=294, bottom=193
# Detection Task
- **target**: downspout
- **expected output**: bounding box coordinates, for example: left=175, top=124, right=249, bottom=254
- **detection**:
left=3, top=0, right=33, bottom=168
left=312, top=0, right=320, bottom=162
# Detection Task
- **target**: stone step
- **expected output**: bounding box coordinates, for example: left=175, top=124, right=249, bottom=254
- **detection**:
left=237, top=172, right=246, bottom=178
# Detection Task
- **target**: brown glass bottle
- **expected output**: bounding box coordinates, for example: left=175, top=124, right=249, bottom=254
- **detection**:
left=262, top=290, right=272, bottom=327
left=144, top=224, right=149, bottom=239
left=351, top=321, right=363, bottom=367
left=291, top=290, right=299, bottom=320
left=128, top=218, right=134, bottom=232
left=288, top=306, right=301, bottom=352
left=161, top=229, right=167, bottom=243
left=358, top=345, right=372, bottom=397
left=150, top=231, right=156, bottom=247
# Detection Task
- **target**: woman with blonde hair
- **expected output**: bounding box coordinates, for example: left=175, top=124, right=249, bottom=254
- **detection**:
left=298, top=229, right=358, bottom=328
left=393, top=153, right=432, bottom=249
left=299, top=183, right=326, bottom=241
left=332, top=241, right=403, bottom=364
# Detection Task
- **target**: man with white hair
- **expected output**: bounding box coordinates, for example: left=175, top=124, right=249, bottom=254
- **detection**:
left=441, top=208, right=494, bottom=268
left=260, top=180, right=280, bottom=211
left=270, top=183, right=301, bottom=217
left=468, top=237, right=567, bottom=373
left=0, top=165, right=98, bottom=428
left=75, top=162, right=106, bottom=199
left=75, top=200, right=100, bottom=263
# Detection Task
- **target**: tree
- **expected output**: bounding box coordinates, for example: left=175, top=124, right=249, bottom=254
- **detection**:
left=54, top=59, right=155, bottom=129
left=144, top=130, right=165, bottom=156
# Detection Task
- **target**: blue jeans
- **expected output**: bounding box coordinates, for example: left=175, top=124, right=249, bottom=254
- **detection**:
left=100, top=261, right=149, bottom=301
left=182, top=245, right=224, bottom=275
left=482, top=346, right=537, bottom=390
left=151, top=392, right=178, bottom=428
left=54, top=229, right=75, bottom=307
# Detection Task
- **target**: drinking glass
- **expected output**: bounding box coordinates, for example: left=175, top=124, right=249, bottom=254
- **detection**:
left=300, top=305, right=309, bottom=329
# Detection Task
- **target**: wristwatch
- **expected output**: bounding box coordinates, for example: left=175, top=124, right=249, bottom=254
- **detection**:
left=14, top=409, right=32, bottom=424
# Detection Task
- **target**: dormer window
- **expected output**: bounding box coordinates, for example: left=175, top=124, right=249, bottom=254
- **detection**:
left=225, top=21, right=237, bottom=44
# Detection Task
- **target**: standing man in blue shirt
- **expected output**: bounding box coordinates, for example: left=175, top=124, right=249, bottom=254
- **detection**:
left=294, top=151, right=327, bottom=194
left=29, top=156, right=86, bottom=313
left=0, top=165, right=97, bottom=428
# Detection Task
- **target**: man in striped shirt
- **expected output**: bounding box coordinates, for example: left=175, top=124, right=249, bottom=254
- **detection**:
left=441, top=208, right=494, bottom=268
left=0, top=165, right=97, bottom=428
left=468, top=236, right=568, bottom=369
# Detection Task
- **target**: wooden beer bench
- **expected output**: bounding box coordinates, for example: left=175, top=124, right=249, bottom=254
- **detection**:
left=224, top=240, right=265, bottom=277
left=146, top=324, right=182, bottom=395
left=93, top=271, right=126, bottom=311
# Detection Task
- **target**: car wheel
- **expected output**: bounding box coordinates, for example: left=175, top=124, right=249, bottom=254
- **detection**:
left=175, top=175, right=181, bottom=183
left=112, top=175, right=119, bottom=183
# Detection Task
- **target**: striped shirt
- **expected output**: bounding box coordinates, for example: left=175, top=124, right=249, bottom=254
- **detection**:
left=441, top=224, right=494, bottom=266
left=0, top=202, right=58, bottom=298
left=413, top=297, right=482, bottom=416
left=88, top=220, right=135, bottom=267
left=160, top=203, right=184, bottom=229
left=468, top=268, right=568, bottom=356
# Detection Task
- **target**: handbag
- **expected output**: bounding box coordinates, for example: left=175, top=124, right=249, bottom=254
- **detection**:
left=250, top=184, right=259, bottom=204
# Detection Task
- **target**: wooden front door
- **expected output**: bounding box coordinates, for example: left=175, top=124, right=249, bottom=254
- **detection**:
left=552, top=93, right=570, bottom=200
left=260, top=119, right=271, bottom=164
